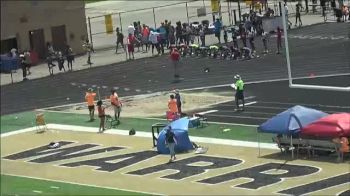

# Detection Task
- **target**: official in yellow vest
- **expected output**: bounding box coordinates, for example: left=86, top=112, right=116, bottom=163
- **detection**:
left=234, top=74, right=245, bottom=111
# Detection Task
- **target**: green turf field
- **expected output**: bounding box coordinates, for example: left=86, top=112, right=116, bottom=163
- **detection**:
left=0, top=111, right=273, bottom=143
left=1, top=175, right=147, bottom=195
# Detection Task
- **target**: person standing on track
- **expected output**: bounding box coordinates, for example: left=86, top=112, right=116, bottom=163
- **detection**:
left=85, top=88, right=97, bottom=122
left=110, top=90, right=122, bottom=122
left=174, top=89, right=182, bottom=116
left=276, top=27, right=282, bottom=54
left=295, top=1, right=304, bottom=27
left=234, top=75, right=245, bottom=111
left=170, top=48, right=181, bottom=79
left=115, top=27, right=125, bottom=53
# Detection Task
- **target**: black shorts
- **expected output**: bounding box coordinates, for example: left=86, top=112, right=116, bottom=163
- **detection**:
left=235, top=90, right=244, bottom=100
left=88, top=105, right=95, bottom=111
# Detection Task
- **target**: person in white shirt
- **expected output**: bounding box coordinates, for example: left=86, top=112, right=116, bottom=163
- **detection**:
left=149, top=30, right=160, bottom=55
left=127, top=24, right=135, bottom=35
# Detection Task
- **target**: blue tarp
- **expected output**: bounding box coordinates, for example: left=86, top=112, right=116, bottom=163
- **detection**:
left=258, top=105, right=328, bottom=135
left=157, top=117, right=194, bottom=154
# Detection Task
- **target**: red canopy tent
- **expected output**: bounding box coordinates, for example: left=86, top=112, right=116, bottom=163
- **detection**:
left=301, top=113, right=350, bottom=137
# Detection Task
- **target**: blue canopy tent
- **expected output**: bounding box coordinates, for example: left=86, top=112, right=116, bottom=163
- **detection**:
left=257, top=105, right=328, bottom=158
left=157, top=117, right=194, bottom=154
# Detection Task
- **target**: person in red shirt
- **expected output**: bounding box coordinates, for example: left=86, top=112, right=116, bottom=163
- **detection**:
left=276, top=27, right=282, bottom=54
left=170, top=48, right=181, bottom=79
left=127, top=33, right=137, bottom=60
left=142, top=24, right=150, bottom=52
left=97, top=100, right=105, bottom=133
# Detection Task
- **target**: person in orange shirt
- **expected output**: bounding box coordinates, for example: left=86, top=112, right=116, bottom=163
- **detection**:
left=110, top=90, right=122, bottom=122
left=168, top=94, right=178, bottom=120
left=333, top=137, right=349, bottom=161
left=85, top=88, right=96, bottom=121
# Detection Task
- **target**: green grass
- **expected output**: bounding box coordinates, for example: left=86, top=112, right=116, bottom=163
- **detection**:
left=1, top=174, right=147, bottom=195
left=0, top=111, right=273, bottom=143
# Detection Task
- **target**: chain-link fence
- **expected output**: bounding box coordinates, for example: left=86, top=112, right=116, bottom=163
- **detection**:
left=86, top=0, right=349, bottom=50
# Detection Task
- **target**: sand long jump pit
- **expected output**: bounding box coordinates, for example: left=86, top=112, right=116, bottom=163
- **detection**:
left=1, top=125, right=349, bottom=195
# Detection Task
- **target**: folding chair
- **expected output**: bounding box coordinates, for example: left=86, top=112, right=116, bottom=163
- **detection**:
left=35, top=113, right=47, bottom=133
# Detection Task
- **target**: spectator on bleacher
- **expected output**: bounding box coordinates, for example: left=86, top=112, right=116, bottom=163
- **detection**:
left=115, top=27, right=125, bottom=53
left=214, top=18, right=222, bottom=43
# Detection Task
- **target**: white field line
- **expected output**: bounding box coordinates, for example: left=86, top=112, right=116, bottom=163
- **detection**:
left=50, top=186, right=60, bottom=189
left=38, top=73, right=348, bottom=112
left=1, top=124, right=277, bottom=150
left=32, top=190, right=42, bottom=193
left=3, top=173, right=161, bottom=196
left=196, top=110, right=218, bottom=115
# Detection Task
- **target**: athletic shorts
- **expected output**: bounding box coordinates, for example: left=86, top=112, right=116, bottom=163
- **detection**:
left=113, top=105, right=121, bottom=113
left=235, top=90, right=244, bottom=100
left=88, top=105, right=95, bottom=111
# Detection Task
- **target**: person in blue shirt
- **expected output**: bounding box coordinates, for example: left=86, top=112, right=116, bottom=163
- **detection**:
left=214, top=18, right=222, bottom=43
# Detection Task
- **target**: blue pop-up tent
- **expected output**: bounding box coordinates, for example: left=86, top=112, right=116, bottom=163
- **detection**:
left=258, top=105, right=328, bottom=135
left=157, top=117, right=194, bottom=154
left=257, top=105, right=328, bottom=158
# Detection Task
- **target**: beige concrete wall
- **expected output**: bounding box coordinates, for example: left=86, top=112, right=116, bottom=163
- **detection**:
left=1, top=0, right=87, bottom=55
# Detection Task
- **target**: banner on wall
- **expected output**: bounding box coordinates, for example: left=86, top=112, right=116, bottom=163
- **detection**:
left=211, top=0, right=220, bottom=13
left=105, top=14, right=113, bottom=34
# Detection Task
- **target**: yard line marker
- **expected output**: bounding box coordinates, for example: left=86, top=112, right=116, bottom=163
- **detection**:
left=32, top=190, right=42, bottom=193
left=50, top=186, right=60, bottom=189
left=195, top=110, right=218, bottom=115
left=241, top=101, right=257, bottom=107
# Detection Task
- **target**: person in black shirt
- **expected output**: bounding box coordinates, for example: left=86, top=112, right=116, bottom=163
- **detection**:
left=165, top=126, right=177, bottom=163
left=116, top=27, right=125, bottom=53
left=295, top=2, right=304, bottom=26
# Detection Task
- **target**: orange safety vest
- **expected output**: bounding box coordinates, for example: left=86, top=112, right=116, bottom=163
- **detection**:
left=168, top=99, right=178, bottom=113
left=85, top=92, right=96, bottom=106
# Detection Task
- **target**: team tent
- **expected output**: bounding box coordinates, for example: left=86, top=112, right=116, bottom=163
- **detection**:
left=301, top=113, right=350, bottom=138
left=157, top=117, right=194, bottom=154
left=257, top=105, right=328, bottom=157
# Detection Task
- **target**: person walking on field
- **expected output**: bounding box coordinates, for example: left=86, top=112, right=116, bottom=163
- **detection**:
left=110, top=90, right=122, bottom=122
left=97, top=100, right=106, bottom=133
left=233, top=74, right=245, bottom=111
left=165, top=126, right=177, bottom=163
left=170, top=48, right=181, bottom=79
left=85, top=88, right=97, bottom=121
